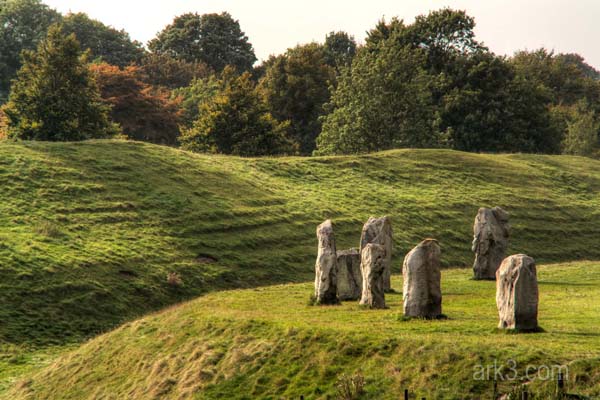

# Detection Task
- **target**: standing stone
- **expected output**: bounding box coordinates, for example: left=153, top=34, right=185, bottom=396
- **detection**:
left=359, top=243, right=386, bottom=309
left=402, top=239, right=442, bottom=318
left=336, top=249, right=362, bottom=301
left=314, top=220, right=338, bottom=304
left=472, top=207, right=510, bottom=280
left=360, top=216, right=393, bottom=291
left=496, top=254, right=539, bottom=331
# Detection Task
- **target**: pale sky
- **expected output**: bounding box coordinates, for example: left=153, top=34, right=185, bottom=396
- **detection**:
left=44, top=0, right=600, bottom=69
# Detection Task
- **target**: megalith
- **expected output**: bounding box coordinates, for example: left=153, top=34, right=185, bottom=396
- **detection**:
left=314, top=220, right=338, bottom=304
left=336, top=249, right=362, bottom=301
left=496, top=254, right=539, bottom=331
left=360, top=216, right=393, bottom=291
left=402, top=239, right=443, bottom=318
left=472, top=207, right=510, bottom=280
left=359, top=243, right=386, bottom=309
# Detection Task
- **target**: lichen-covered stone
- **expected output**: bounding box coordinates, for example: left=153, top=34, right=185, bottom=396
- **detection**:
left=496, top=254, right=539, bottom=331
left=336, top=249, right=362, bottom=301
left=402, top=239, right=442, bottom=318
left=472, top=207, right=510, bottom=280
left=359, top=243, right=386, bottom=309
left=360, top=216, right=393, bottom=291
left=314, top=220, right=338, bottom=304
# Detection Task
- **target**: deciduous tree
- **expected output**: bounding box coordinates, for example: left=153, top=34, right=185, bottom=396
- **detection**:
left=180, top=71, right=294, bottom=156
left=323, top=31, right=357, bottom=72
left=61, top=12, right=145, bottom=67
left=172, top=75, right=221, bottom=128
left=3, top=24, right=117, bottom=141
left=148, top=12, right=256, bottom=73
left=0, top=0, right=61, bottom=102
left=316, top=44, right=442, bottom=155
left=91, top=63, right=181, bottom=145
left=259, top=43, right=335, bottom=154
left=561, top=101, right=599, bottom=156
left=138, top=53, right=212, bottom=90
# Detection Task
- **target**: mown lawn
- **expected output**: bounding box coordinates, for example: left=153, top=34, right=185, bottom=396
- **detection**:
left=5, top=262, right=600, bottom=399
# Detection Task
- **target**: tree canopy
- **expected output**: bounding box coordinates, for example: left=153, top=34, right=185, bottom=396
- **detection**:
left=3, top=24, right=117, bottom=140
left=0, top=0, right=61, bottom=102
left=316, top=44, right=442, bottom=155
left=317, top=8, right=564, bottom=155
left=323, top=31, right=357, bottom=72
left=91, top=63, right=182, bottom=145
left=61, top=12, right=145, bottom=67
left=0, top=5, right=598, bottom=157
left=138, top=53, right=212, bottom=90
left=180, top=70, right=294, bottom=156
left=148, top=12, right=256, bottom=73
left=259, top=43, right=335, bottom=154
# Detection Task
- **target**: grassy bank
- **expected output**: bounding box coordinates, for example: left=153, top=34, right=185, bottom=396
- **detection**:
left=2, top=140, right=600, bottom=392
left=5, top=262, right=600, bottom=399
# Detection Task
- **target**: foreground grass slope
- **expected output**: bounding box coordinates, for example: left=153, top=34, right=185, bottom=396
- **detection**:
left=2, top=140, right=600, bottom=388
left=6, top=263, right=600, bottom=399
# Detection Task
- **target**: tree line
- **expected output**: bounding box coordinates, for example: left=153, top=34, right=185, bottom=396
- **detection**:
left=0, top=0, right=599, bottom=157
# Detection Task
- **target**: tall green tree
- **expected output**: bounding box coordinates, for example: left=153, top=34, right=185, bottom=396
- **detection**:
left=511, top=49, right=600, bottom=107
left=316, top=44, right=443, bottom=155
left=317, top=9, right=563, bottom=155
left=406, top=8, right=485, bottom=73
left=323, top=31, right=357, bottom=72
left=561, top=101, right=599, bottom=156
left=61, top=12, right=145, bottom=67
left=148, top=12, right=256, bottom=73
left=172, top=75, right=221, bottom=128
left=180, top=70, right=294, bottom=156
left=0, top=0, right=61, bottom=102
left=440, top=52, right=561, bottom=153
left=138, top=53, right=212, bottom=90
left=3, top=24, right=118, bottom=141
left=259, top=43, right=335, bottom=154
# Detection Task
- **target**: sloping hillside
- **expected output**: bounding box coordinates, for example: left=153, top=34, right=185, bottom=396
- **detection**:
left=2, top=140, right=600, bottom=347
left=2, top=140, right=600, bottom=392
left=5, top=263, right=600, bottom=399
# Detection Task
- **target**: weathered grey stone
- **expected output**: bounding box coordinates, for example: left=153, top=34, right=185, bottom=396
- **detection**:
left=402, top=239, right=442, bottom=318
left=472, top=207, right=510, bottom=280
left=314, top=220, right=338, bottom=304
left=336, top=249, right=362, bottom=301
left=496, top=254, right=539, bottom=331
left=360, top=216, right=393, bottom=291
left=359, top=243, right=386, bottom=309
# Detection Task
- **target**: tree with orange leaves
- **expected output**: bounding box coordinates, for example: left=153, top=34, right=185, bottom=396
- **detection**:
left=91, top=63, right=182, bottom=145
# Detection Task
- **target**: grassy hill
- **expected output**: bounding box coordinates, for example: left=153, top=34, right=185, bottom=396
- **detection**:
left=4, top=263, right=600, bottom=399
left=2, top=140, right=600, bottom=393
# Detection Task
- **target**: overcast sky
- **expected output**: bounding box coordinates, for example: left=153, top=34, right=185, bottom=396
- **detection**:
left=43, top=0, right=600, bottom=68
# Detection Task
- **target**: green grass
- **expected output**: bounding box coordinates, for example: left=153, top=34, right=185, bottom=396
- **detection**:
left=5, top=263, right=600, bottom=399
left=2, top=140, right=600, bottom=395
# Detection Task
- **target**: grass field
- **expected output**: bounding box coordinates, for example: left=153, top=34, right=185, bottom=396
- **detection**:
left=4, top=262, right=600, bottom=399
left=1, top=140, right=600, bottom=396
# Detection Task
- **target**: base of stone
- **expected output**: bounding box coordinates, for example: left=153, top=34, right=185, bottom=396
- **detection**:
left=471, top=276, right=497, bottom=281
left=308, top=294, right=341, bottom=306
left=358, top=303, right=389, bottom=310
left=496, top=326, right=544, bottom=334
left=400, top=314, right=448, bottom=321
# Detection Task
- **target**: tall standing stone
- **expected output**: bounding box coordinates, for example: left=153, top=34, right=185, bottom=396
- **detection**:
left=360, top=217, right=393, bottom=291
left=402, top=239, right=442, bottom=318
left=336, top=249, right=362, bottom=301
left=472, top=207, right=510, bottom=280
left=314, top=220, right=338, bottom=304
left=496, top=254, right=539, bottom=331
left=359, top=243, right=386, bottom=309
